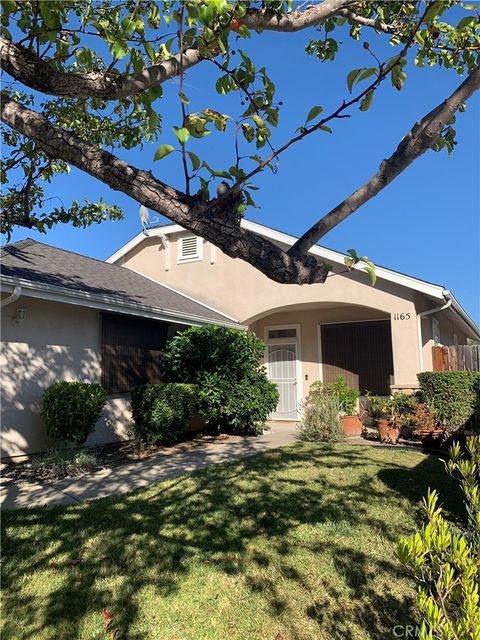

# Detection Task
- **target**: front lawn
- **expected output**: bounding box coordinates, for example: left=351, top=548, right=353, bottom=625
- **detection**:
left=1, top=443, right=463, bottom=640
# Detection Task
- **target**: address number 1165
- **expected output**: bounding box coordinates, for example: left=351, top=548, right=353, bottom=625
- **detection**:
left=393, top=313, right=411, bottom=321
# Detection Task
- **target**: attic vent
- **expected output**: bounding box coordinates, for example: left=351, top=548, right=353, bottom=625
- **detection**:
left=178, top=235, right=202, bottom=263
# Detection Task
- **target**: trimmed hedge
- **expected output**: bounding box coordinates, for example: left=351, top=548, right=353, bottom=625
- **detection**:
left=130, top=383, right=198, bottom=445
left=162, top=326, right=278, bottom=434
left=42, top=381, right=107, bottom=446
left=418, top=371, right=480, bottom=434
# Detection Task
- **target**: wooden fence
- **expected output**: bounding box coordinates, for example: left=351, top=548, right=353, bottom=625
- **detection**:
left=432, top=344, right=480, bottom=372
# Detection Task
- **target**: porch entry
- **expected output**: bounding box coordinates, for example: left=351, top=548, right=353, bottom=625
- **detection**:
left=265, top=325, right=300, bottom=420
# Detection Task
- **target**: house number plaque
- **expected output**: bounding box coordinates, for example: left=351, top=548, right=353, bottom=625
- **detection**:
left=393, top=313, right=411, bottom=320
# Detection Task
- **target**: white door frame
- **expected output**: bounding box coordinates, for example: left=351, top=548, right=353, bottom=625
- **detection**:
left=264, top=324, right=302, bottom=420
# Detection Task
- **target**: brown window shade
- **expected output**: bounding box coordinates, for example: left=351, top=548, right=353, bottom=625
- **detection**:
left=321, top=320, right=394, bottom=395
left=101, top=314, right=168, bottom=394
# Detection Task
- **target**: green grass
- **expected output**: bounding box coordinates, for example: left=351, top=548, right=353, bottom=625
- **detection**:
left=1, top=443, right=464, bottom=640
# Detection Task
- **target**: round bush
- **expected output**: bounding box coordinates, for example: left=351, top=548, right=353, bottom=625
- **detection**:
left=42, top=381, right=107, bottom=446
left=162, top=326, right=278, bottom=433
left=130, top=383, right=198, bottom=445
left=418, top=371, right=480, bottom=434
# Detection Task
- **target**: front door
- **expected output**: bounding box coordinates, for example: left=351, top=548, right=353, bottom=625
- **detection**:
left=267, top=343, right=298, bottom=420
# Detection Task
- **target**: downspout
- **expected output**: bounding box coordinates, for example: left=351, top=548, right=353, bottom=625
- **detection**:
left=1, top=285, right=22, bottom=308
left=417, top=292, right=452, bottom=372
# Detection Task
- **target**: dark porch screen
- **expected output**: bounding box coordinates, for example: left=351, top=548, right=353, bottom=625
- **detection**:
left=102, top=313, right=168, bottom=394
left=321, top=320, right=394, bottom=395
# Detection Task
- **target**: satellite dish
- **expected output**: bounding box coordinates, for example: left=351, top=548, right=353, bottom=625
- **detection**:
left=138, top=204, right=159, bottom=235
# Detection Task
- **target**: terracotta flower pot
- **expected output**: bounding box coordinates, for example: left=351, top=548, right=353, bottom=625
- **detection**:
left=419, top=428, right=445, bottom=448
left=376, top=419, right=400, bottom=444
left=342, top=415, right=363, bottom=436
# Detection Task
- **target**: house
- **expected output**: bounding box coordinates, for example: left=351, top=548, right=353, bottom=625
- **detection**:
left=106, top=220, right=479, bottom=417
left=0, top=239, right=238, bottom=457
left=1, top=222, right=478, bottom=457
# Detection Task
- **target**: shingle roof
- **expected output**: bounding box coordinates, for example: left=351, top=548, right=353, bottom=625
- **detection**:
left=1, top=238, right=236, bottom=324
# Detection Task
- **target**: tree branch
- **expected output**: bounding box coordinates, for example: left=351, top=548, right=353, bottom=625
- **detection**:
left=289, top=65, right=480, bottom=257
left=0, top=93, right=329, bottom=285
left=241, top=0, right=354, bottom=32
left=0, top=37, right=202, bottom=100
left=336, top=8, right=396, bottom=34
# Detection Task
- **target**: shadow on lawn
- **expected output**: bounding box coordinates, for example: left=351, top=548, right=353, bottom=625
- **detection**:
left=1, top=444, right=464, bottom=640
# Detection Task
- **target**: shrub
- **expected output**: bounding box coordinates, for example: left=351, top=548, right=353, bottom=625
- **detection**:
left=418, top=371, right=480, bottom=435
left=307, top=376, right=359, bottom=415
left=130, top=383, right=198, bottom=445
left=162, top=326, right=278, bottom=434
left=398, top=436, right=480, bottom=639
left=42, top=381, right=106, bottom=446
left=298, top=386, right=342, bottom=443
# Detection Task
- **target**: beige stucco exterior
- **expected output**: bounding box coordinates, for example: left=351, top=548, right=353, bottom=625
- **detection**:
left=1, top=296, right=132, bottom=458
left=120, top=229, right=469, bottom=391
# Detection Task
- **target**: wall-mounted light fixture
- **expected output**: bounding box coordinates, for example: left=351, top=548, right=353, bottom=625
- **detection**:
left=15, top=308, right=27, bottom=324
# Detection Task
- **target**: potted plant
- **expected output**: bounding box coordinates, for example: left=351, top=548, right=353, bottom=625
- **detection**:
left=410, top=403, right=444, bottom=447
left=368, top=395, right=400, bottom=444
left=330, top=377, right=362, bottom=436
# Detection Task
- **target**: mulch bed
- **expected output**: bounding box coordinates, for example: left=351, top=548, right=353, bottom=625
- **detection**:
left=1, top=431, right=231, bottom=486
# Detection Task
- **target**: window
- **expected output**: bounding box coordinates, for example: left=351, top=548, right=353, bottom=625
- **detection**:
left=267, top=328, right=297, bottom=340
left=177, top=235, right=203, bottom=263
left=101, top=313, right=168, bottom=394
left=320, top=320, right=394, bottom=395
left=432, top=317, right=441, bottom=345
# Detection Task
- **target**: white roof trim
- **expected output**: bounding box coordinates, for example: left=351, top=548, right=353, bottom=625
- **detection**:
left=0, top=274, right=240, bottom=328
left=105, top=219, right=478, bottom=338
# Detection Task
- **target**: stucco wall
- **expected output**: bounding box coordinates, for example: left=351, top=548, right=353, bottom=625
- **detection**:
left=122, top=233, right=424, bottom=386
left=1, top=297, right=131, bottom=458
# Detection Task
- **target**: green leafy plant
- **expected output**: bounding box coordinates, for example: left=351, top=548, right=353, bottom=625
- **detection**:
left=398, top=436, right=480, bottom=639
left=129, top=383, right=198, bottom=446
left=366, top=393, right=393, bottom=420
left=307, top=377, right=359, bottom=416
left=32, top=447, right=97, bottom=479
left=42, top=381, right=106, bottom=446
left=162, top=326, right=278, bottom=434
left=329, top=376, right=360, bottom=415
left=418, top=372, right=480, bottom=435
left=298, top=385, right=342, bottom=443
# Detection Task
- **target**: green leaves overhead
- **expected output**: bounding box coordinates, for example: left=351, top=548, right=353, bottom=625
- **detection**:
left=306, top=106, right=324, bottom=125
left=1, top=0, right=479, bottom=240
left=154, top=144, right=175, bottom=161
left=344, top=249, right=377, bottom=286
left=347, top=67, right=378, bottom=93
left=173, top=126, right=190, bottom=144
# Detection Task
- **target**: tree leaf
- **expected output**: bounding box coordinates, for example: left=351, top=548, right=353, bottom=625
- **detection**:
left=359, top=90, right=374, bottom=111
left=363, top=265, right=377, bottom=286
left=319, top=125, right=332, bottom=133
left=187, top=151, right=200, bottom=171
left=172, top=126, right=190, bottom=144
left=347, top=68, right=363, bottom=93
left=111, top=40, right=129, bottom=61
left=306, top=105, right=323, bottom=124
left=154, top=144, right=175, bottom=161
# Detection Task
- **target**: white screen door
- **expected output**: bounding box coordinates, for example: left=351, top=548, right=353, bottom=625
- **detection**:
left=267, top=343, right=298, bottom=420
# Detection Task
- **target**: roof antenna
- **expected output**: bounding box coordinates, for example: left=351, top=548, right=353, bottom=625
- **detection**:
left=139, top=204, right=159, bottom=236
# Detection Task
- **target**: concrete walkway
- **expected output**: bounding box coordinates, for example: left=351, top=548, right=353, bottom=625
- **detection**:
left=1, top=424, right=298, bottom=510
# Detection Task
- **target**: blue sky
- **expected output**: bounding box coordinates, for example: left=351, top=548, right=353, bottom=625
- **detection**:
left=4, top=11, right=480, bottom=322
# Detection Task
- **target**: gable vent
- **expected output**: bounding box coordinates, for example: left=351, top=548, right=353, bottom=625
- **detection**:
left=178, top=235, right=202, bottom=262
